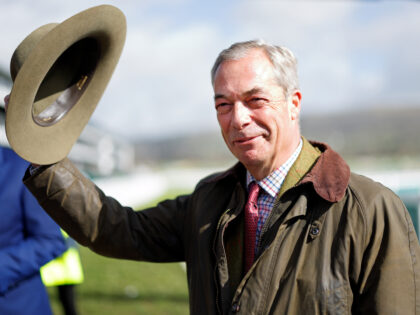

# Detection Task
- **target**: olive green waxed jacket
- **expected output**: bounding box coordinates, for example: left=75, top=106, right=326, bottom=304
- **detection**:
left=24, top=140, right=420, bottom=314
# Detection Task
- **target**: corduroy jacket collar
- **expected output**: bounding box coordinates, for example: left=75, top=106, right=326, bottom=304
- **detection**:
left=300, top=140, right=350, bottom=202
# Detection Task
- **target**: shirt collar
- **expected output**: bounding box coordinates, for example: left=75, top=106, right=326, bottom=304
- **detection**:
left=247, top=139, right=303, bottom=198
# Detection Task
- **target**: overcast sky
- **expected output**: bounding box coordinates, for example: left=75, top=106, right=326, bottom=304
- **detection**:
left=1, top=0, right=419, bottom=140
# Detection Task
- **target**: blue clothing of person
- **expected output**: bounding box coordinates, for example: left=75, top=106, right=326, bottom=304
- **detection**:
left=0, top=146, right=66, bottom=315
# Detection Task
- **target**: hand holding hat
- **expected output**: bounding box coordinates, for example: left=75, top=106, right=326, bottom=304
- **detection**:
left=6, top=5, right=126, bottom=165
left=3, top=94, right=9, bottom=112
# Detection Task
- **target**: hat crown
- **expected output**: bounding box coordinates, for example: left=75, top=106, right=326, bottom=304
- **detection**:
left=6, top=5, right=126, bottom=164
left=10, top=23, right=58, bottom=81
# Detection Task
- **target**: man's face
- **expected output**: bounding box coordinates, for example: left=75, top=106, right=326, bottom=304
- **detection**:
left=213, top=49, right=301, bottom=180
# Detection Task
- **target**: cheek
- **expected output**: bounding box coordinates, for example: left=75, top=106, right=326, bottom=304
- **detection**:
left=253, top=111, right=277, bottom=134
left=265, top=107, right=288, bottom=130
left=217, top=115, right=230, bottom=134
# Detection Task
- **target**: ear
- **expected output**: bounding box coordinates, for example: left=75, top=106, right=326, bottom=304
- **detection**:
left=288, top=90, right=302, bottom=121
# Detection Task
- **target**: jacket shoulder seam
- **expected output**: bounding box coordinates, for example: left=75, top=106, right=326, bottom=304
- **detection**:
left=346, top=178, right=368, bottom=249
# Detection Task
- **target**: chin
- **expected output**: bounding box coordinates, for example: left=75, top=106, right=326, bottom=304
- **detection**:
left=236, top=152, right=264, bottom=167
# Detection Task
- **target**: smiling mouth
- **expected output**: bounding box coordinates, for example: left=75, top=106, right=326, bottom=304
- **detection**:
left=233, top=135, right=260, bottom=145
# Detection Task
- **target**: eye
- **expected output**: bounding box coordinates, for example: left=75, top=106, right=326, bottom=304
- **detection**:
left=247, top=97, right=267, bottom=107
left=215, top=102, right=232, bottom=114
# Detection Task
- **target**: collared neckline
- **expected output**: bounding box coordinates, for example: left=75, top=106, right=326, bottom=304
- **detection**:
left=204, top=139, right=350, bottom=203
left=246, top=139, right=303, bottom=198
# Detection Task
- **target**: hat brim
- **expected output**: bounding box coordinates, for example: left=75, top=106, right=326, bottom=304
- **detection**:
left=6, top=5, right=126, bottom=164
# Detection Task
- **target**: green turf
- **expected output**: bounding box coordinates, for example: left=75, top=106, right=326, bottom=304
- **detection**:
left=47, top=189, right=191, bottom=315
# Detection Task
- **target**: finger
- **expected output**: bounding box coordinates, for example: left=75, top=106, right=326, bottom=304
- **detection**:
left=3, top=94, right=10, bottom=112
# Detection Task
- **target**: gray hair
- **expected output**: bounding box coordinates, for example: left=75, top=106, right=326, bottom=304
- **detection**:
left=211, top=39, right=299, bottom=97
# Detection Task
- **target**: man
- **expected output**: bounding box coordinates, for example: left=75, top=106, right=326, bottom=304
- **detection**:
left=15, top=40, right=420, bottom=314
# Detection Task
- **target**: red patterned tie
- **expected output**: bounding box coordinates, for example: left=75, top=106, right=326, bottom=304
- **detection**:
left=244, top=181, right=260, bottom=273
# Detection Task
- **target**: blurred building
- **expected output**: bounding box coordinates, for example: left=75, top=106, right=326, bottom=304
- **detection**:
left=68, top=123, right=135, bottom=177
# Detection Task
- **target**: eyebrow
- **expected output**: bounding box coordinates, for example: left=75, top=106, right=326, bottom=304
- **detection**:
left=214, top=87, right=265, bottom=101
left=214, top=94, right=225, bottom=101
left=244, top=87, right=264, bottom=97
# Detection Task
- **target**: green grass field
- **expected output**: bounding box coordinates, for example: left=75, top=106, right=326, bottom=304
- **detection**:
left=47, top=189, right=190, bottom=315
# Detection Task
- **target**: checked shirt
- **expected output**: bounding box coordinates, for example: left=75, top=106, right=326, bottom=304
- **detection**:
left=246, top=139, right=303, bottom=254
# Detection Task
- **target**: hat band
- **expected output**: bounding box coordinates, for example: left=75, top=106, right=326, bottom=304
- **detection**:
left=34, top=72, right=93, bottom=126
left=32, top=37, right=100, bottom=127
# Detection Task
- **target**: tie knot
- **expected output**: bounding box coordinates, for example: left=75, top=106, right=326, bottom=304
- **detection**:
left=248, top=181, right=260, bottom=203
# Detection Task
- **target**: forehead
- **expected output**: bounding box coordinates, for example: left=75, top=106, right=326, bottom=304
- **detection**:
left=213, top=49, right=278, bottom=94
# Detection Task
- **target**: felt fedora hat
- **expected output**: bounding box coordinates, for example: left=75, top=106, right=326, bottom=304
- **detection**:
left=6, top=5, right=126, bottom=164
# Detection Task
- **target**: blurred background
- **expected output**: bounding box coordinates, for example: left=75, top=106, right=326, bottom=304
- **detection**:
left=1, top=0, right=420, bottom=314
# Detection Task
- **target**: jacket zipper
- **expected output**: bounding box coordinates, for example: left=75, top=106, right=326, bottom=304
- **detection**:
left=256, top=197, right=281, bottom=256
left=256, top=186, right=303, bottom=255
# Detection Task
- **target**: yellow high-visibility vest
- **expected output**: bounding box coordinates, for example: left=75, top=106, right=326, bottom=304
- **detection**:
left=41, top=230, right=84, bottom=286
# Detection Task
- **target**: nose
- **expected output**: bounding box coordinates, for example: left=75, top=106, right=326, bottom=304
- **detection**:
left=231, top=101, right=252, bottom=130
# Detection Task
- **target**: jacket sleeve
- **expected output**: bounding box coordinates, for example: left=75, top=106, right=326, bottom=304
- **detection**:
left=23, top=158, right=188, bottom=262
left=354, top=186, right=420, bottom=314
left=0, top=180, right=66, bottom=295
